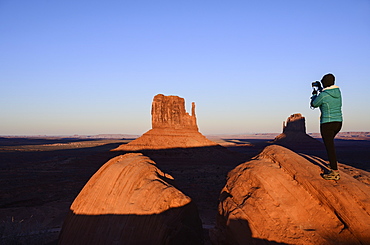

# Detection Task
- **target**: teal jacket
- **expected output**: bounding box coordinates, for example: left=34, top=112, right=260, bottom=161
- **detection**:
left=311, top=85, right=343, bottom=124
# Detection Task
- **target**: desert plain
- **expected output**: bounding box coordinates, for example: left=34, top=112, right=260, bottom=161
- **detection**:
left=0, top=131, right=370, bottom=244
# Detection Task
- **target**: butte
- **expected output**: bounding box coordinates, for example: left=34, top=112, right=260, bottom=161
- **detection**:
left=273, top=113, right=322, bottom=150
left=112, top=94, right=218, bottom=151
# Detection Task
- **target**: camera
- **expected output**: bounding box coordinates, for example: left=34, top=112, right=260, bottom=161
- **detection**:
left=312, top=81, right=322, bottom=94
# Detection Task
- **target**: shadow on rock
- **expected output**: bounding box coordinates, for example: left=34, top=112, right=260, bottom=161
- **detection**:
left=59, top=203, right=203, bottom=245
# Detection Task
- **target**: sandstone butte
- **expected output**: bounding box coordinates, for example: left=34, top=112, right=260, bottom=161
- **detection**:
left=213, top=144, right=370, bottom=245
left=274, top=113, right=323, bottom=150
left=112, top=94, right=218, bottom=151
left=58, top=153, right=203, bottom=245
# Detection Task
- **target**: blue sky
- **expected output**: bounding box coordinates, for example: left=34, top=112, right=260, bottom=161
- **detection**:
left=1, top=0, right=369, bottom=135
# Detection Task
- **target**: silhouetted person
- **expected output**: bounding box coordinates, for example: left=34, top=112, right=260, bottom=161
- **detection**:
left=311, top=73, right=343, bottom=180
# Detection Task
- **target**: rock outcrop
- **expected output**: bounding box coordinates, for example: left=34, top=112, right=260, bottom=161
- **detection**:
left=58, top=153, right=203, bottom=245
left=213, top=145, right=370, bottom=245
left=113, top=94, right=217, bottom=151
left=274, top=113, right=322, bottom=149
left=282, top=113, right=307, bottom=132
left=152, top=94, right=198, bottom=130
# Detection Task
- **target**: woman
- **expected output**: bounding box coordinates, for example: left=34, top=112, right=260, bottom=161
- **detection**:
left=311, top=73, right=343, bottom=180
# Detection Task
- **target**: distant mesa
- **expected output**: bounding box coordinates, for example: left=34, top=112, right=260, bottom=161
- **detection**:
left=213, top=145, right=370, bottom=244
left=274, top=113, right=322, bottom=149
left=113, top=94, right=218, bottom=151
left=58, top=153, right=203, bottom=245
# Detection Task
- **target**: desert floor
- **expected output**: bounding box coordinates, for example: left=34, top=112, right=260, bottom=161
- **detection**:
left=0, top=134, right=369, bottom=244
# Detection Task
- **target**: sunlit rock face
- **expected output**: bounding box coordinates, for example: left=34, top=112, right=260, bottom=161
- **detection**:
left=151, top=94, right=198, bottom=130
left=274, top=113, right=322, bottom=149
left=58, top=153, right=203, bottom=245
left=213, top=145, right=370, bottom=245
left=113, top=94, right=217, bottom=151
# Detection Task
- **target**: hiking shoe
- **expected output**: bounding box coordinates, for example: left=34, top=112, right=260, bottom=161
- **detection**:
left=322, top=170, right=340, bottom=180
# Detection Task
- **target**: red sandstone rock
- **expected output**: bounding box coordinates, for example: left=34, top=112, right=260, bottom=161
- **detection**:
left=113, top=94, right=217, bottom=151
left=213, top=145, right=370, bottom=244
left=282, top=113, right=306, bottom=132
left=152, top=94, right=198, bottom=130
left=113, top=128, right=218, bottom=151
left=274, top=113, right=322, bottom=149
left=58, top=153, right=203, bottom=245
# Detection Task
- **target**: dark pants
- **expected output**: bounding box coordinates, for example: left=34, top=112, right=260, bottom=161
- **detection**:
left=320, top=122, right=342, bottom=170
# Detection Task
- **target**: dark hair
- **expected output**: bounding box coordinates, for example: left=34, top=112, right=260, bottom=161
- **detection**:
left=321, top=73, right=335, bottom=88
